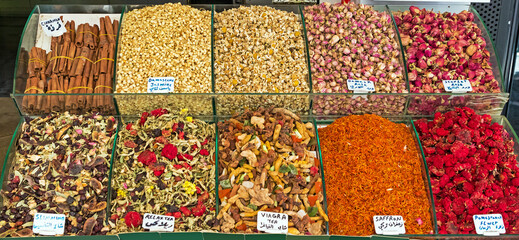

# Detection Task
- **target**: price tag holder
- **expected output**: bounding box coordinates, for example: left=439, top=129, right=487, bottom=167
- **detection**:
left=33, top=213, right=66, bottom=235
left=443, top=80, right=472, bottom=93
left=373, top=215, right=406, bottom=235
left=257, top=211, right=288, bottom=234
left=147, top=77, right=175, bottom=93
left=40, top=17, right=67, bottom=37
left=347, top=79, right=374, bottom=100
left=473, top=214, right=506, bottom=236
left=142, top=213, right=175, bottom=232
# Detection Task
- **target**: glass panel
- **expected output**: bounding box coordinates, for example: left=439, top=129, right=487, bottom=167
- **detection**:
left=311, top=93, right=407, bottom=116
left=114, top=93, right=214, bottom=117
left=215, top=93, right=311, bottom=116
left=12, top=5, right=124, bottom=116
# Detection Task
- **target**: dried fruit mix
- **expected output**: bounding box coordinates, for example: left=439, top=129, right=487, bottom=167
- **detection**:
left=0, top=112, right=116, bottom=237
left=217, top=107, right=327, bottom=235
left=415, top=107, right=519, bottom=234
left=109, top=108, right=216, bottom=233
left=318, top=115, right=433, bottom=235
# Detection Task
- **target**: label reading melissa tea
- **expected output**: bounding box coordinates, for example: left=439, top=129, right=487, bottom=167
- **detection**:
left=373, top=215, right=406, bottom=235
left=147, top=77, right=175, bottom=93
left=40, top=17, right=67, bottom=37
left=257, top=211, right=288, bottom=234
left=33, top=213, right=66, bottom=235
left=443, top=80, right=473, bottom=93
left=142, top=213, right=175, bottom=232
left=473, top=214, right=505, bottom=236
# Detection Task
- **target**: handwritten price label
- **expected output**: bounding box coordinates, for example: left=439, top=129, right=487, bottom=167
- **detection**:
left=40, top=17, right=67, bottom=37
left=347, top=79, right=375, bottom=92
left=142, top=213, right=175, bottom=232
left=473, top=214, right=505, bottom=236
left=147, top=77, right=175, bottom=93
left=373, top=215, right=405, bottom=235
left=33, top=213, right=66, bottom=235
left=257, top=211, right=288, bottom=234
left=443, top=80, right=473, bottom=93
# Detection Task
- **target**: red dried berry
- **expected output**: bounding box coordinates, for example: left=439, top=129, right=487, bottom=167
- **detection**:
left=165, top=212, right=174, bottom=216
left=173, top=164, right=183, bottom=169
left=201, top=138, right=209, bottom=146
left=153, top=170, right=164, bottom=177
left=11, top=176, right=20, bottom=184
left=309, top=166, right=319, bottom=176
left=139, top=112, right=149, bottom=126
left=137, top=150, right=157, bottom=166
left=183, top=154, right=193, bottom=161
left=182, top=162, right=193, bottom=170
left=179, top=131, right=185, bottom=140
left=173, top=212, right=182, bottom=219
left=196, top=186, right=201, bottom=194
left=124, top=140, right=137, bottom=148
left=192, top=204, right=206, bottom=217
left=125, top=211, right=142, bottom=228
left=177, top=153, right=185, bottom=161
left=110, top=214, right=119, bottom=221
left=126, top=123, right=133, bottom=130
left=161, top=144, right=178, bottom=160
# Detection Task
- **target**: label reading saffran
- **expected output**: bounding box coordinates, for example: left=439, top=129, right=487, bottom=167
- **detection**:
left=373, top=215, right=406, bottom=235
left=442, top=80, right=473, bottom=93
left=33, top=213, right=66, bottom=235
left=473, top=214, right=506, bottom=236
left=142, top=213, right=175, bottom=232
left=347, top=79, right=375, bottom=93
left=147, top=77, right=175, bottom=93
left=40, top=17, right=67, bottom=37
left=257, top=211, right=288, bottom=234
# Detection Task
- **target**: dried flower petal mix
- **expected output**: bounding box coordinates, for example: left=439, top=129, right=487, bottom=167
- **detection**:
left=0, top=112, right=116, bottom=237
left=217, top=107, right=327, bottom=235
left=318, top=115, right=433, bottom=235
left=415, top=108, right=519, bottom=234
left=109, top=109, right=216, bottom=233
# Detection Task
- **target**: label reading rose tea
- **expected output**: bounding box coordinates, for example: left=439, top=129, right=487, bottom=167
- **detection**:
left=147, top=77, right=175, bottom=93
left=373, top=215, right=406, bottom=235
left=473, top=214, right=505, bottom=236
left=442, top=80, right=473, bottom=93
left=40, top=17, right=67, bottom=37
left=142, top=213, right=175, bottom=232
left=257, top=211, right=288, bottom=234
left=33, top=213, right=66, bottom=235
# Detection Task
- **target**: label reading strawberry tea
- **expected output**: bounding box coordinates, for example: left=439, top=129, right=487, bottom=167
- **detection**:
left=33, top=213, right=66, bottom=235
left=373, top=215, right=405, bottom=235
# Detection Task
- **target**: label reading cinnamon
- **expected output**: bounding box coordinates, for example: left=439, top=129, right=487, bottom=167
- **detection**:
left=147, top=77, right=175, bottom=93
left=40, top=17, right=67, bottom=37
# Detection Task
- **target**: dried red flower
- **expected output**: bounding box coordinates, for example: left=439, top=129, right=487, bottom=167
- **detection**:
left=192, top=204, right=206, bottom=217
left=161, top=144, right=178, bottom=160
left=137, top=150, right=157, bottom=166
left=139, top=112, right=149, bottom=126
left=173, top=212, right=182, bottom=219
left=153, top=170, right=164, bottom=177
left=199, top=149, right=209, bottom=156
left=126, top=123, right=133, bottom=130
left=310, top=166, right=319, bottom=176
left=180, top=206, right=191, bottom=217
left=125, top=211, right=142, bottom=228
left=151, top=108, right=168, bottom=117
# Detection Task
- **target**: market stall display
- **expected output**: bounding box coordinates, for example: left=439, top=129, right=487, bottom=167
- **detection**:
left=109, top=109, right=217, bottom=233
left=415, top=108, right=519, bottom=234
left=318, top=115, right=434, bottom=235
left=217, top=107, right=328, bottom=235
left=115, top=3, right=212, bottom=115
left=305, top=3, right=407, bottom=116
left=0, top=112, right=117, bottom=237
left=214, top=5, right=311, bottom=115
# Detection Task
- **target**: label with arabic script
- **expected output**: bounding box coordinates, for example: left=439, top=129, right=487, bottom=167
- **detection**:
left=142, top=213, right=175, bottom=232
left=443, top=80, right=473, bottom=93
left=40, top=17, right=67, bottom=37
left=147, top=77, right=175, bottom=93
left=373, top=215, right=406, bottom=235
left=347, top=79, right=375, bottom=92
left=473, top=214, right=505, bottom=236
left=33, top=213, right=66, bottom=235
left=257, top=211, right=288, bottom=234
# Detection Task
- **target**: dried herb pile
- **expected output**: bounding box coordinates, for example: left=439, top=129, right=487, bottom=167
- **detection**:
left=0, top=112, right=117, bottom=237
left=217, top=107, right=327, bottom=235
left=415, top=107, right=519, bottom=234
left=109, top=108, right=216, bottom=233
left=318, top=114, right=433, bottom=235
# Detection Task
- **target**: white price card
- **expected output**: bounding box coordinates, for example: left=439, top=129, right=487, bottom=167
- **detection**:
left=40, top=17, right=67, bottom=37
left=443, top=80, right=473, bottom=93
left=142, top=213, right=175, bottom=232
left=347, top=79, right=375, bottom=93
left=373, top=215, right=406, bottom=235
left=147, top=77, right=175, bottom=93
left=33, top=213, right=66, bottom=235
left=473, top=214, right=506, bottom=236
left=257, top=211, right=288, bottom=234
